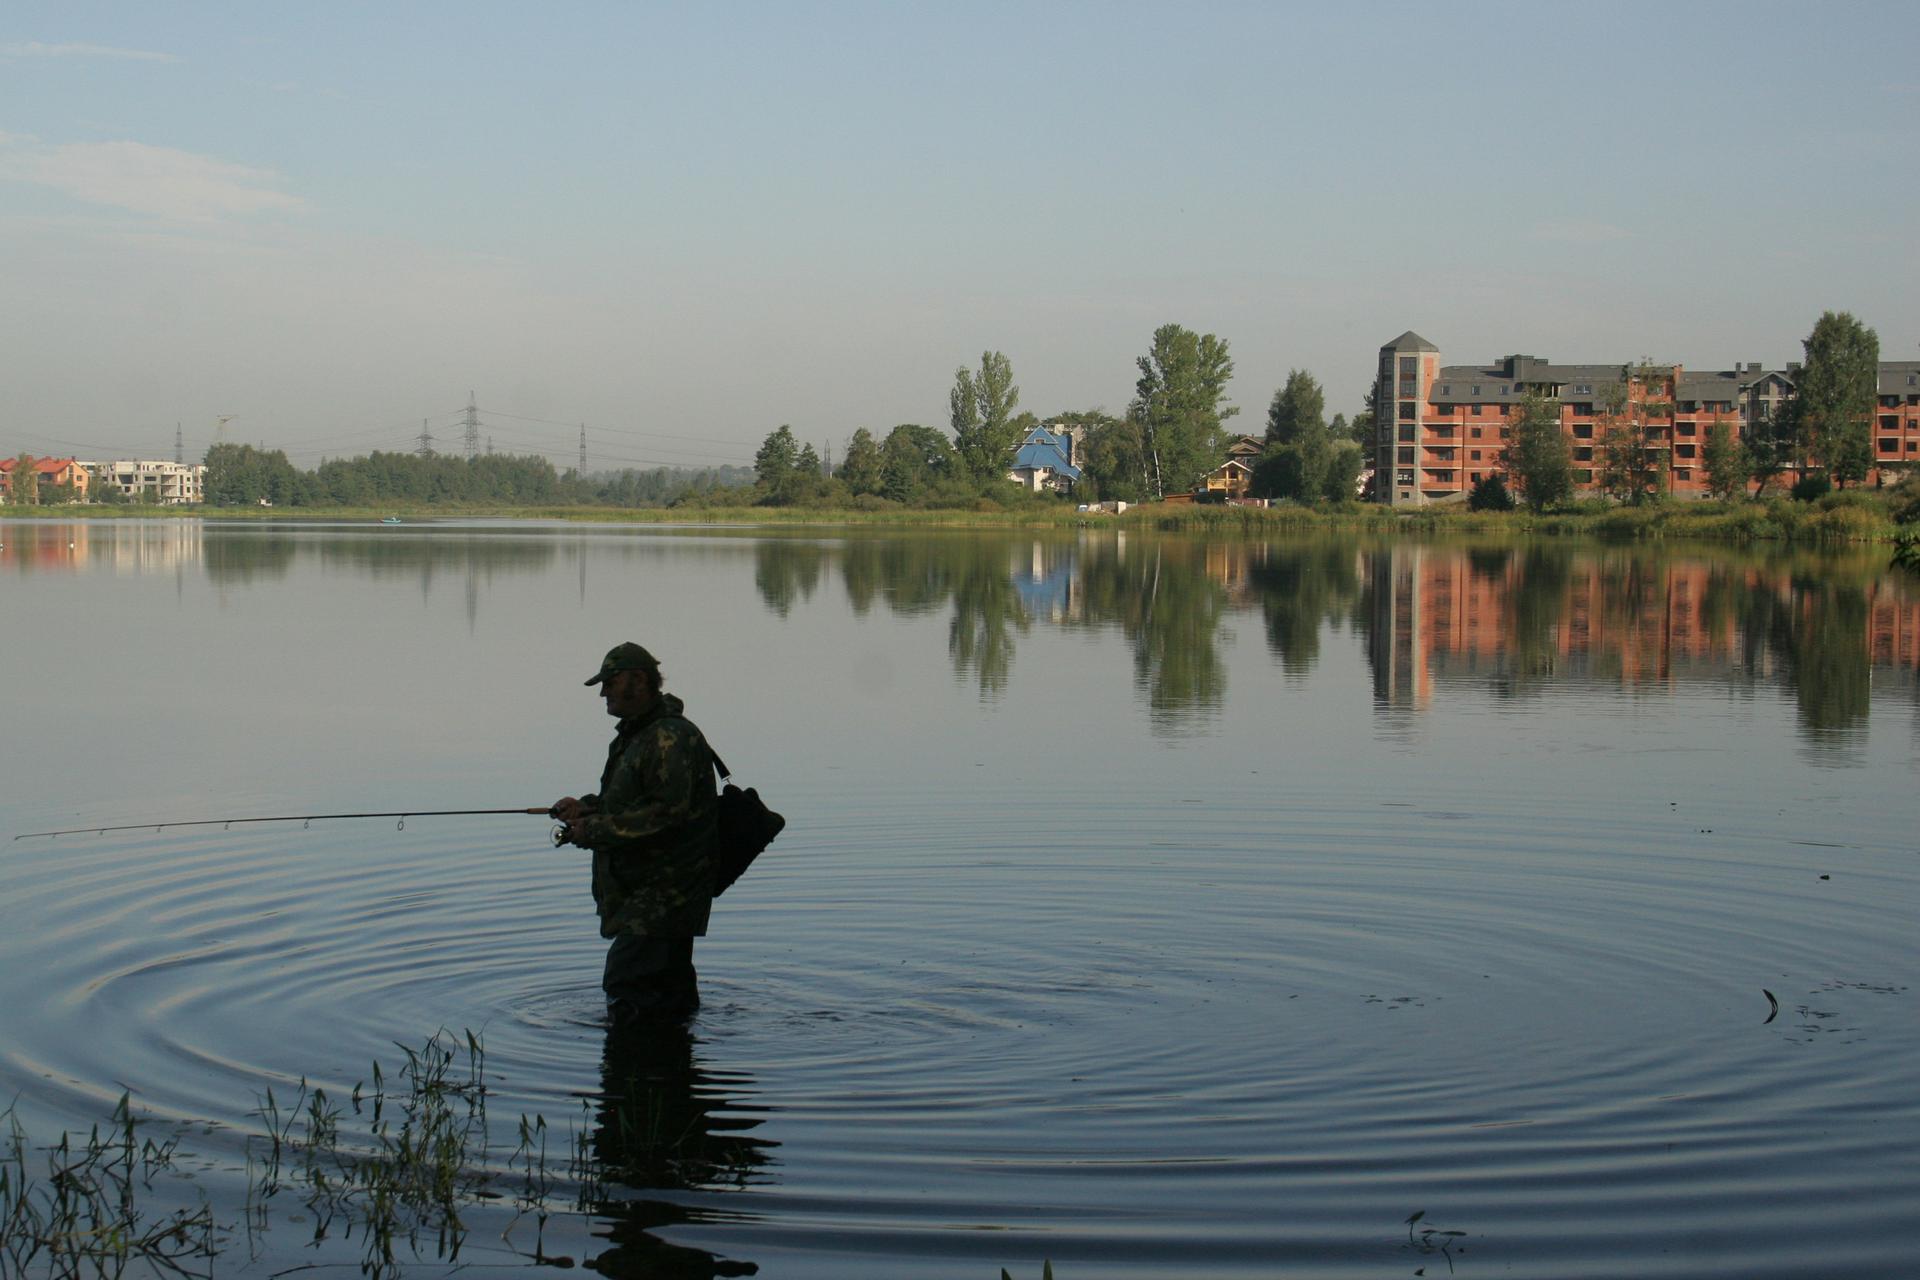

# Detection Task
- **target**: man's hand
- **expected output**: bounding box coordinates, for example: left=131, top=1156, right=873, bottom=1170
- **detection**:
left=551, top=796, right=589, bottom=822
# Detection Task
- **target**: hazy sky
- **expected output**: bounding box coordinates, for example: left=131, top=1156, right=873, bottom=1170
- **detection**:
left=4, top=2, right=1917, bottom=472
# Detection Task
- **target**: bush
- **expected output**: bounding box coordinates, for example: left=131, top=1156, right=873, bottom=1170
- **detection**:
left=1804, top=504, right=1885, bottom=542
left=1467, top=473, right=1516, bottom=512
left=1790, top=474, right=1832, bottom=503
left=1815, top=488, right=1881, bottom=512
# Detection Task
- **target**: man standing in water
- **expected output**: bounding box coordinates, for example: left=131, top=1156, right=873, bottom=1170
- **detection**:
left=553, top=643, right=717, bottom=1026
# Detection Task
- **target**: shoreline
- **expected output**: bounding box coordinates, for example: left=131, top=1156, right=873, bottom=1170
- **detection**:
left=0, top=495, right=1907, bottom=546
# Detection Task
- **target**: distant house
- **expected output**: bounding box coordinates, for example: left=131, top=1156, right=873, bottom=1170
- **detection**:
left=1008, top=426, right=1082, bottom=493
left=1225, top=434, right=1265, bottom=464
left=0, top=456, right=90, bottom=503
left=1199, top=458, right=1254, bottom=500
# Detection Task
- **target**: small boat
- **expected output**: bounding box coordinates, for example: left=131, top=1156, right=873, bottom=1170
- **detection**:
left=380, top=516, right=403, bottom=525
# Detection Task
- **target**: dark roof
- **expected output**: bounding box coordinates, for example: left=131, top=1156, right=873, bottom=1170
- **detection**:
left=1880, top=361, right=1920, bottom=394
left=1381, top=330, right=1438, bottom=353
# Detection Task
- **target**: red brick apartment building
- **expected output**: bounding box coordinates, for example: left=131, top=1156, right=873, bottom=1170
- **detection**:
left=1374, top=331, right=1920, bottom=506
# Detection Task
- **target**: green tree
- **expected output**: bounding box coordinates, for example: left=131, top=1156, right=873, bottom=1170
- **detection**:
left=1076, top=415, right=1147, bottom=501
left=880, top=424, right=956, bottom=502
left=203, top=443, right=298, bottom=506
left=838, top=427, right=885, bottom=496
left=1702, top=415, right=1751, bottom=500
left=9, top=454, right=40, bottom=505
left=1130, top=323, right=1238, bottom=499
left=949, top=350, right=1021, bottom=483
left=1504, top=392, right=1572, bottom=512
left=754, top=425, right=817, bottom=504
left=1796, top=310, right=1879, bottom=487
left=1595, top=363, right=1673, bottom=505
left=1748, top=398, right=1794, bottom=496
left=1468, top=472, right=1516, bottom=511
left=1264, top=369, right=1326, bottom=445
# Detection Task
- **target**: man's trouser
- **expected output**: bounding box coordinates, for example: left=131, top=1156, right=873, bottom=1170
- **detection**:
left=603, top=934, right=698, bottom=1022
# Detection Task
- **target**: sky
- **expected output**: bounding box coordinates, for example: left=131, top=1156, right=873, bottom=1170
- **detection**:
left=3, top=1, right=1917, bottom=473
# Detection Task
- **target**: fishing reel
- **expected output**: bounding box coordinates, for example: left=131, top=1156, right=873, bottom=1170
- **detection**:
left=551, top=822, right=572, bottom=848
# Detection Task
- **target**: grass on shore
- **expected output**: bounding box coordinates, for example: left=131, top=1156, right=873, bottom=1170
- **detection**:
left=7, top=486, right=1913, bottom=546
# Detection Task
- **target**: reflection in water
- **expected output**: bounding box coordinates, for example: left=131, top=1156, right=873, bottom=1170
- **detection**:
left=584, top=1024, right=771, bottom=1278
left=748, top=531, right=1920, bottom=753
left=752, top=540, right=828, bottom=619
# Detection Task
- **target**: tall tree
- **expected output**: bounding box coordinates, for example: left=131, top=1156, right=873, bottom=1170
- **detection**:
left=754, top=425, right=799, bottom=488
left=1504, top=392, right=1572, bottom=512
left=1076, top=415, right=1147, bottom=501
left=839, top=427, right=884, bottom=496
left=1702, top=415, right=1751, bottom=500
left=880, top=424, right=957, bottom=502
left=9, top=453, right=39, bottom=505
left=1130, top=323, right=1238, bottom=499
left=1264, top=369, right=1326, bottom=445
left=1796, top=311, right=1878, bottom=487
left=949, top=351, right=1021, bottom=483
left=1594, top=362, right=1673, bottom=505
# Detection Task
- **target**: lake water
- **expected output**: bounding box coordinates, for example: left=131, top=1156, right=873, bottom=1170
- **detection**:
left=2, top=517, right=1916, bottom=1279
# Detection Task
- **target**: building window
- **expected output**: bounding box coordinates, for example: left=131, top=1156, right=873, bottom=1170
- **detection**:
left=1880, top=439, right=1899, bottom=454
left=1471, top=385, right=1480, bottom=396
left=1399, top=403, right=1416, bottom=420
left=1574, top=447, right=1593, bottom=462
left=1399, top=424, right=1415, bottom=442
left=1470, top=450, right=1481, bottom=461
left=1470, top=473, right=1481, bottom=483
left=1471, top=427, right=1483, bottom=438
left=1397, top=470, right=1414, bottom=484
left=1499, top=428, right=1511, bottom=439
left=1398, top=448, right=1415, bottom=464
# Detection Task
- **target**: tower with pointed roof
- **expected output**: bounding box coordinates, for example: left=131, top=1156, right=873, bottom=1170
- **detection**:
left=1376, top=331, right=1441, bottom=506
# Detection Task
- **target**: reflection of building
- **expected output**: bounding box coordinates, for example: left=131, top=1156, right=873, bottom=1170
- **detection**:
left=84, top=460, right=207, bottom=505
left=1366, top=546, right=1920, bottom=719
left=1374, top=331, right=1920, bottom=506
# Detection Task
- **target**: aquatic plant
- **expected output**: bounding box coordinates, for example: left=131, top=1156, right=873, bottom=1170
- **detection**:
left=0, top=1094, right=217, bottom=1279
left=249, top=1028, right=493, bottom=1274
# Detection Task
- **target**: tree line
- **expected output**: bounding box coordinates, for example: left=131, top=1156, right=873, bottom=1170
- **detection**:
left=748, top=321, right=1377, bottom=509
left=193, top=445, right=750, bottom=508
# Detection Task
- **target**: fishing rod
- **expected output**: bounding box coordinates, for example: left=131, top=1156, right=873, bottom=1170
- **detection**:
left=13, top=807, right=556, bottom=841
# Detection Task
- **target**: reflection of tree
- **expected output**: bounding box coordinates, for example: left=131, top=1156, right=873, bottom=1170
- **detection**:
left=1071, top=540, right=1228, bottom=729
left=203, top=531, right=299, bottom=584
left=1781, top=574, right=1871, bottom=746
left=584, top=1024, right=771, bottom=1278
left=839, top=538, right=956, bottom=619
left=201, top=529, right=562, bottom=590
left=946, top=540, right=1030, bottom=696
left=752, top=540, right=827, bottom=618
left=1247, top=541, right=1363, bottom=676
left=1501, top=546, right=1573, bottom=694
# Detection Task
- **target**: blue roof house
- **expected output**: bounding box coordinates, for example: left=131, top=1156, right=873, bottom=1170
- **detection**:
left=1009, top=426, right=1082, bottom=493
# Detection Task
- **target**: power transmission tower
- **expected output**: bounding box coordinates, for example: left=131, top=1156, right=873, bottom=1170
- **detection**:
left=416, top=418, right=436, bottom=458
left=578, top=424, right=587, bottom=474
left=463, top=392, right=481, bottom=460
left=174, top=423, right=183, bottom=464
left=487, top=435, right=494, bottom=456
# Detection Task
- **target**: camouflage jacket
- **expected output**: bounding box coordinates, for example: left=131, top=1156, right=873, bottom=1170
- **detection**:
left=576, top=693, right=717, bottom=940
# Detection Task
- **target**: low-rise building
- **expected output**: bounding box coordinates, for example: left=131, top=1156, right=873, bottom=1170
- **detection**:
left=0, top=456, right=91, bottom=503
left=1009, top=426, right=1082, bottom=493
left=84, top=459, right=207, bottom=505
